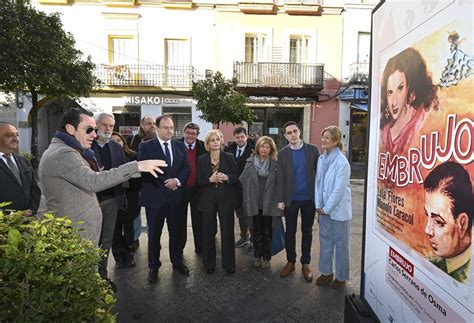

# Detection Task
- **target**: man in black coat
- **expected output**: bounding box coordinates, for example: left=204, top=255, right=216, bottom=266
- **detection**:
left=178, top=122, right=206, bottom=255
left=0, top=122, right=40, bottom=214
left=92, top=113, right=127, bottom=290
left=224, top=126, right=254, bottom=251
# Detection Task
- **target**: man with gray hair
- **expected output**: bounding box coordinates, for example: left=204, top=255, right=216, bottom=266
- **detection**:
left=92, top=112, right=128, bottom=286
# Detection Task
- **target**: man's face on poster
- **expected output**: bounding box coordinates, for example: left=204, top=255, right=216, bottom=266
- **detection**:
left=424, top=189, right=468, bottom=258
left=386, top=70, right=408, bottom=122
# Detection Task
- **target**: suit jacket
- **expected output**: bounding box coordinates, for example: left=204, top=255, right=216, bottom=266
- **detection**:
left=92, top=140, right=127, bottom=207
left=39, top=137, right=142, bottom=245
left=196, top=151, right=239, bottom=213
left=178, top=137, right=207, bottom=157
left=0, top=153, right=41, bottom=212
left=138, top=138, right=190, bottom=208
left=276, top=142, right=320, bottom=207
left=224, top=140, right=254, bottom=176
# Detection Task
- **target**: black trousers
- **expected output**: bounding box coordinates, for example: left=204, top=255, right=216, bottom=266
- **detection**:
left=202, top=193, right=235, bottom=271
left=145, top=200, right=185, bottom=270
left=252, top=210, right=272, bottom=260
left=182, top=186, right=203, bottom=253
left=112, top=190, right=139, bottom=263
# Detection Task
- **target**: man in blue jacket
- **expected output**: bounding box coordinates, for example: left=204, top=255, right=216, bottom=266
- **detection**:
left=139, top=115, right=190, bottom=283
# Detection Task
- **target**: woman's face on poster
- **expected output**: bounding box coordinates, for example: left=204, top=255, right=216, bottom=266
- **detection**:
left=386, top=70, right=408, bottom=122
left=424, top=189, right=464, bottom=258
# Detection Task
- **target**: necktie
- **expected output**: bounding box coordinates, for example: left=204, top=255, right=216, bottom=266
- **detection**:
left=237, top=149, right=242, bottom=159
left=188, top=144, right=193, bottom=151
left=163, top=142, right=172, bottom=167
left=4, top=154, right=22, bottom=185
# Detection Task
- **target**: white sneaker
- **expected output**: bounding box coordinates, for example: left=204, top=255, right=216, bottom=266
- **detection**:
left=253, top=258, right=262, bottom=267
left=261, top=260, right=270, bottom=268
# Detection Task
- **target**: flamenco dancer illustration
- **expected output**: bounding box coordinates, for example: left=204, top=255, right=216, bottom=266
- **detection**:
left=439, top=31, right=473, bottom=88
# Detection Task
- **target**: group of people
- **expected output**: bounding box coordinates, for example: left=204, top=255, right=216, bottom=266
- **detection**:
left=0, top=109, right=355, bottom=292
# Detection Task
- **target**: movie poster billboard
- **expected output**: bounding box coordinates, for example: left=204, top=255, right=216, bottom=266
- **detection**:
left=364, top=1, right=473, bottom=321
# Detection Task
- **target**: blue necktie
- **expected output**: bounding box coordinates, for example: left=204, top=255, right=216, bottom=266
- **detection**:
left=236, top=149, right=242, bottom=159
left=163, top=142, right=172, bottom=167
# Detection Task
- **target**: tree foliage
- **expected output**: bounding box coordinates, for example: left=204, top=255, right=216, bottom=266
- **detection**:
left=0, top=0, right=100, bottom=157
left=191, top=72, right=255, bottom=127
left=0, top=207, right=115, bottom=321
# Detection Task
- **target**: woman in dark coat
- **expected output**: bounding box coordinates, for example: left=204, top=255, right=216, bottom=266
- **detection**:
left=110, top=132, right=141, bottom=268
left=197, top=130, right=239, bottom=274
left=240, top=136, right=279, bottom=268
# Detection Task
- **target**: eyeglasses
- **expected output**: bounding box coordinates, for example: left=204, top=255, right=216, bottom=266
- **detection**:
left=79, top=126, right=97, bottom=134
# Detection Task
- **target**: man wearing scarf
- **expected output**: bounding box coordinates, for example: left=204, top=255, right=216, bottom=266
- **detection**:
left=39, top=108, right=166, bottom=255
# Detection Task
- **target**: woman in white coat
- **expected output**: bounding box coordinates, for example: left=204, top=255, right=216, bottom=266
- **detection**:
left=315, top=126, right=352, bottom=289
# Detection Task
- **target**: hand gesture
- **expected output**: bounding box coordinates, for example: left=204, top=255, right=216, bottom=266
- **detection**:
left=137, top=160, right=168, bottom=178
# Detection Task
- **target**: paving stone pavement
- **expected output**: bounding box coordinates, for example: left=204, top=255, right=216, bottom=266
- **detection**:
left=109, top=179, right=365, bottom=322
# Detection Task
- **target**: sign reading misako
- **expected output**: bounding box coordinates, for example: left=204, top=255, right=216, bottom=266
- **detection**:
left=125, top=96, right=194, bottom=105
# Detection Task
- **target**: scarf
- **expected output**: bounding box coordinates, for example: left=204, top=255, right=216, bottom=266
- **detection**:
left=54, top=131, right=100, bottom=171
left=253, top=155, right=270, bottom=177
left=316, top=147, right=341, bottom=206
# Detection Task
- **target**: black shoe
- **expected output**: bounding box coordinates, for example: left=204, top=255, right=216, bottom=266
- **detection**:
left=172, top=263, right=190, bottom=276
left=116, top=261, right=127, bottom=270
left=106, top=279, right=117, bottom=293
left=148, top=269, right=158, bottom=283
left=126, top=258, right=136, bottom=268
left=206, top=268, right=215, bottom=274
left=226, top=268, right=235, bottom=275
left=195, top=249, right=203, bottom=256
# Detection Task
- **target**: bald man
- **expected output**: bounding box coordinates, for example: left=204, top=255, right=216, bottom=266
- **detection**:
left=0, top=122, right=41, bottom=213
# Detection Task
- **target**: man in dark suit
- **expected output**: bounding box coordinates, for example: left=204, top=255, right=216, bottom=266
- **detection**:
left=277, top=121, right=320, bottom=282
left=139, top=115, right=190, bottom=283
left=91, top=112, right=127, bottom=290
left=224, top=126, right=254, bottom=252
left=178, top=122, right=206, bottom=255
left=0, top=122, right=40, bottom=214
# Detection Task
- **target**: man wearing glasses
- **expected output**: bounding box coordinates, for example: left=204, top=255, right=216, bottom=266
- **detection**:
left=39, top=108, right=166, bottom=290
left=178, top=122, right=206, bottom=255
left=277, top=121, right=320, bottom=282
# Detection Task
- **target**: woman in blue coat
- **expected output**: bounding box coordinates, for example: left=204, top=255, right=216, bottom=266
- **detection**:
left=315, top=126, right=352, bottom=289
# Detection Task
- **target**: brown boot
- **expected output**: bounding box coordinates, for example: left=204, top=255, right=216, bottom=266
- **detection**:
left=316, top=274, right=334, bottom=285
left=280, top=262, right=295, bottom=277
left=302, top=264, right=313, bottom=282
left=331, top=279, right=345, bottom=289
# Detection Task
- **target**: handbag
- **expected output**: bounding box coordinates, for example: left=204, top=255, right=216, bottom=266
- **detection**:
left=271, top=216, right=285, bottom=256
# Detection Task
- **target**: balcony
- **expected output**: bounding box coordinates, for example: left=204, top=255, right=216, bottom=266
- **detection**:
left=233, top=62, right=324, bottom=97
left=94, top=64, right=204, bottom=89
left=349, top=62, right=369, bottom=84
left=238, top=0, right=276, bottom=14
left=283, top=0, right=321, bottom=15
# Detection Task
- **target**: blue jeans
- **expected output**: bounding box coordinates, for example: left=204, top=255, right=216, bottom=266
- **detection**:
left=319, top=216, right=351, bottom=281
left=284, top=200, right=315, bottom=264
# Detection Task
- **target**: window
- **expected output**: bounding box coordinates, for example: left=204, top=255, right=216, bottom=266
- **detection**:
left=165, top=39, right=191, bottom=86
left=245, top=33, right=268, bottom=63
left=357, top=32, right=370, bottom=63
left=289, top=35, right=310, bottom=63
left=108, top=35, right=135, bottom=64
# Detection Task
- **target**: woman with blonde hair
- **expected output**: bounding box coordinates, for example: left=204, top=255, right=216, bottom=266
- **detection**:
left=240, top=136, right=280, bottom=268
left=197, top=130, right=239, bottom=274
left=314, top=126, right=352, bottom=289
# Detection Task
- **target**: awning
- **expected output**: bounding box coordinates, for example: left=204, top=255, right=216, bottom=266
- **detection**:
left=350, top=103, right=368, bottom=112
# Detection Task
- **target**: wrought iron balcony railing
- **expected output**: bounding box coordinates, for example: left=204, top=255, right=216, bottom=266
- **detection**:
left=349, top=62, right=369, bottom=84
left=94, top=64, right=204, bottom=88
left=233, top=62, right=324, bottom=88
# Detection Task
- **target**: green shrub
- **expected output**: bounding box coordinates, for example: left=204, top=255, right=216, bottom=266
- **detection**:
left=0, top=208, right=116, bottom=322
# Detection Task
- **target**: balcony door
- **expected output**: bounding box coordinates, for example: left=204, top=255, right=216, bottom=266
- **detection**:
left=107, top=35, right=136, bottom=85
left=165, top=39, right=191, bottom=87
left=289, top=35, right=310, bottom=64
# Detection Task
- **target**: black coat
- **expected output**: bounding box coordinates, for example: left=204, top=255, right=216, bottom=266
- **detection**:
left=196, top=151, right=239, bottom=213
left=0, top=154, right=41, bottom=212
left=224, top=140, right=254, bottom=176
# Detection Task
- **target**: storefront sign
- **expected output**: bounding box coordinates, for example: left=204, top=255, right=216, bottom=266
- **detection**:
left=125, top=95, right=193, bottom=105
left=364, top=1, right=473, bottom=322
